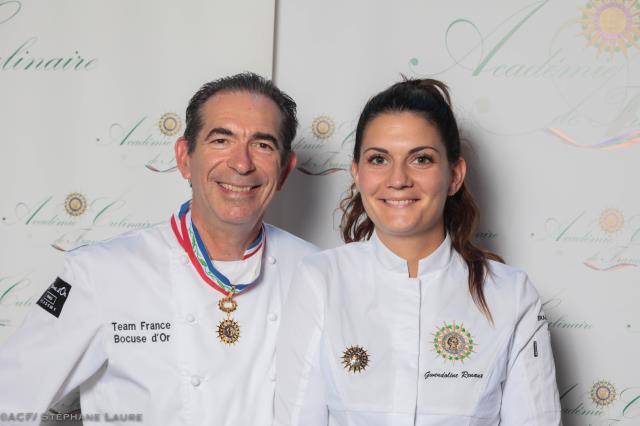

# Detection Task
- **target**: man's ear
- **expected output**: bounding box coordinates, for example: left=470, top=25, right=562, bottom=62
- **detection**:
left=175, top=137, right=191, bottom=180
left=449, top=157, right=467, bottom=196
left=277, top=151, right=297, bottom=190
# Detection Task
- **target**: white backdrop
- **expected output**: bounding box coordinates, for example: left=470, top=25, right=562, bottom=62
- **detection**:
left=0, top=0, right=274, bottom=343
left=0, top=0, right=639, bottom=425
left=268, top=1, right=640, bottom=425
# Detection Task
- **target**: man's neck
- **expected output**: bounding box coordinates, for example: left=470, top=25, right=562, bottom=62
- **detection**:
left=190, top=211, right=263, bottom=261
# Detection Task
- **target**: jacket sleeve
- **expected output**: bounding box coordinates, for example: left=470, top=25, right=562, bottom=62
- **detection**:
left=499, top=275, right=562, bottom=425
left=0, top=252, right=107, bottom=425
left=275, top=261, right=328, bottom=426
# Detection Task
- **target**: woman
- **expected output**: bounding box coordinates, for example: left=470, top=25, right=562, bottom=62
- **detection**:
left=275, top=79, right=561, bottom=425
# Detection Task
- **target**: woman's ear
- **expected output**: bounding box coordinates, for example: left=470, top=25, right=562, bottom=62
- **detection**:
left=351, top=160, right=360, bottom=190
left=449, top=158, right=467, bottom=196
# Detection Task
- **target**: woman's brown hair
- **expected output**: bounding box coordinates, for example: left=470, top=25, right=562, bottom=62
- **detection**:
left=340, top=78, right=503, bottom=322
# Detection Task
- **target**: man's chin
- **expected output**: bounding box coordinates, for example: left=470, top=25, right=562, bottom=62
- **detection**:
left=218, top=211, right=265, bottom=228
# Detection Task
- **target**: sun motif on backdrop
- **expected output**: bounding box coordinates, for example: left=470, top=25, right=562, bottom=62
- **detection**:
left=590, top=380, right=617, bottom=407
left=64, top=193, right=87, bottom=217
left=579, top=0, right=640, bottom=58
left=311, top=116, right=336, bottom=140
left=158, top=112, right=182, bottom=136
left=599, top=208, right=625, bottom=234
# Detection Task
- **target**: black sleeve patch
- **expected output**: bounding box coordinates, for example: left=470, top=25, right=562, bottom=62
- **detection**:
left=36, top=278, right=72, bottom=318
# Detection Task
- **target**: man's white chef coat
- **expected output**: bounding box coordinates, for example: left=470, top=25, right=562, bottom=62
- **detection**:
left=0, top=222, right=317, bottom=426
left=275, top=232, right=561, bottom=425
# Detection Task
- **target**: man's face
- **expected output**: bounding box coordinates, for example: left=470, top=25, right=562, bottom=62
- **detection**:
left=175, top=91, right=296, bottom=230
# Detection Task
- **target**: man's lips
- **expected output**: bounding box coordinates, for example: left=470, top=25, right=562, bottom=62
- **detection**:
left=218, top=182, right=260, bottom=193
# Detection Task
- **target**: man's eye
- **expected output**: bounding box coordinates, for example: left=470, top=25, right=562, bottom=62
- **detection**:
left=254, top=141, right=275, bottom=151
left=367, top=155, right=387, bottom=165
left=208, top=138, right=228, bottom=145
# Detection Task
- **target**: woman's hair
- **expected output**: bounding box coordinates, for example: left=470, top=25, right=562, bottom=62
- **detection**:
left=340, top=77, right=503, bottom=322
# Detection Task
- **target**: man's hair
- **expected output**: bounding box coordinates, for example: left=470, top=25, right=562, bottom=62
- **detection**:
left=183, top=72, right=298, bottom=158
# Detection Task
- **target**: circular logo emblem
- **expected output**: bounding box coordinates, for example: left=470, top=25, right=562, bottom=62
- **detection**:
left=158, top=112, right=182, bottom=136
left=580, top=0, right=640, bottom=57
left=64, top=193, right=87, bottom=217
left=433, top=322, right=475, bottom=363
left=311, top=116, right=335, bottom=139
left=342, top=345, right=370, bottom=373
left=599, top=208, right=624, bottom=233
left=217, top=318, right=240, bottom=345
left=591, top=380, right=616, bottom=407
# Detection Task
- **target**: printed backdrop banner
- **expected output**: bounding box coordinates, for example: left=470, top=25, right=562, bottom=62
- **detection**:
left=1, top=0, right=639, bottom=424
left=268, top=1, right=640, bottom=425
left=0, top=0, right=274, bottom=343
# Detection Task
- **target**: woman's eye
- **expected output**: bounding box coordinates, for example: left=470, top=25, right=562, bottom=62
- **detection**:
left=414, top=155, right=433, bottom=165
left=367, top=155, right=387, bottom=165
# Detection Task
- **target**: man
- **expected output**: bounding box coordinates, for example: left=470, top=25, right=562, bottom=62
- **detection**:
left=0, top=73, right=318, bottom=425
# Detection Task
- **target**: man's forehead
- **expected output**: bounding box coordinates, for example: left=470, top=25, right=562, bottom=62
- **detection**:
left=203, top=90, right=279, bottom=115
left=199, top=90, right=283, bottom=136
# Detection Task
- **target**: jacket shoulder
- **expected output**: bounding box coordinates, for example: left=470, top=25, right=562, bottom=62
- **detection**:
left=65, top=222, right=173, bottom=264
left=298, top=240, right=369, bottom=272
left=486, top=259, right=528, bottom=282
left=265, top=223, right=319, bottom=259
left=484, top=259, right=541, bottom=309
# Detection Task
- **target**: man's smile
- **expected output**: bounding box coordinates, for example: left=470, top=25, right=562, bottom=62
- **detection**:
left=218, top=182, right=260, bottom=193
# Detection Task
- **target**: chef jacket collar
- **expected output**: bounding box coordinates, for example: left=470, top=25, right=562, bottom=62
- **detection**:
left=370, top=230, right=453, bottom=276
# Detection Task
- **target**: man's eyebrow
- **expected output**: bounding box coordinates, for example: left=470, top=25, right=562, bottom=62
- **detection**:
left=204, top=127, right=234, bottom=140
left=203, top=128, right=280, bottom=148
left=251, top=131, right=280, bottom=147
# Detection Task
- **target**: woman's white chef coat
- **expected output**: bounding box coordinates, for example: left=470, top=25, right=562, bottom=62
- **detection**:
left=275, top=232, right=561, bottom=426
left=0, top=222, right=317, bottom=426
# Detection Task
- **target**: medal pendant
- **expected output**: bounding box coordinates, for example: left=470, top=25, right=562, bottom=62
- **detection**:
left=217, top=318, right=241, bottom=345
left=218, top=296, right=237, bottom=314
left=217, top=293, right=240, bottom=345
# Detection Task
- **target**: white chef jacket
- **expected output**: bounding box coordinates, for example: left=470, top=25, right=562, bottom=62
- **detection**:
left=275, top=233, right=561, bottom=426
left=0, top=222, right=317, bottom=426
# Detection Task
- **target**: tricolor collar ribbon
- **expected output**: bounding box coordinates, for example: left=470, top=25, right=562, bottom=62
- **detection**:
left=171, top=200, right=265, bottom=296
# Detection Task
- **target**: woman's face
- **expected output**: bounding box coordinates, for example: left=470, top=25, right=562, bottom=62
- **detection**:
left=352, top=111, right=465, bottom=244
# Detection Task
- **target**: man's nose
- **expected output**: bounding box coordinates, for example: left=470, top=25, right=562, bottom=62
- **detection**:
left=227, top=144, right=256, bottom=175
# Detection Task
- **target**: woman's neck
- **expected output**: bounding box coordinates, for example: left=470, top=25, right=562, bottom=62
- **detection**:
left=376, top=227, right=445, bottom=278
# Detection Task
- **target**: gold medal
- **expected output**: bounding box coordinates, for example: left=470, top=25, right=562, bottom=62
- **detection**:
left=342, top=345, right=370, bottom=373
left=217, top=293, right=240, bottom=345
left=217, top=318, right=241, bottom=345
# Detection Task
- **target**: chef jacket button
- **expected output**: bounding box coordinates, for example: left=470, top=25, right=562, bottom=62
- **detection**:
left=269, top=372, right=276, bottom=382
left=182, top=254, right=189, bottom=265
left=185, top=313, right=196, bottom=324
left=268, top=312, right=278, bottom=322
left=267, top=256, right=276, bottom=265
left=190, top=376, right=201, bottom=387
